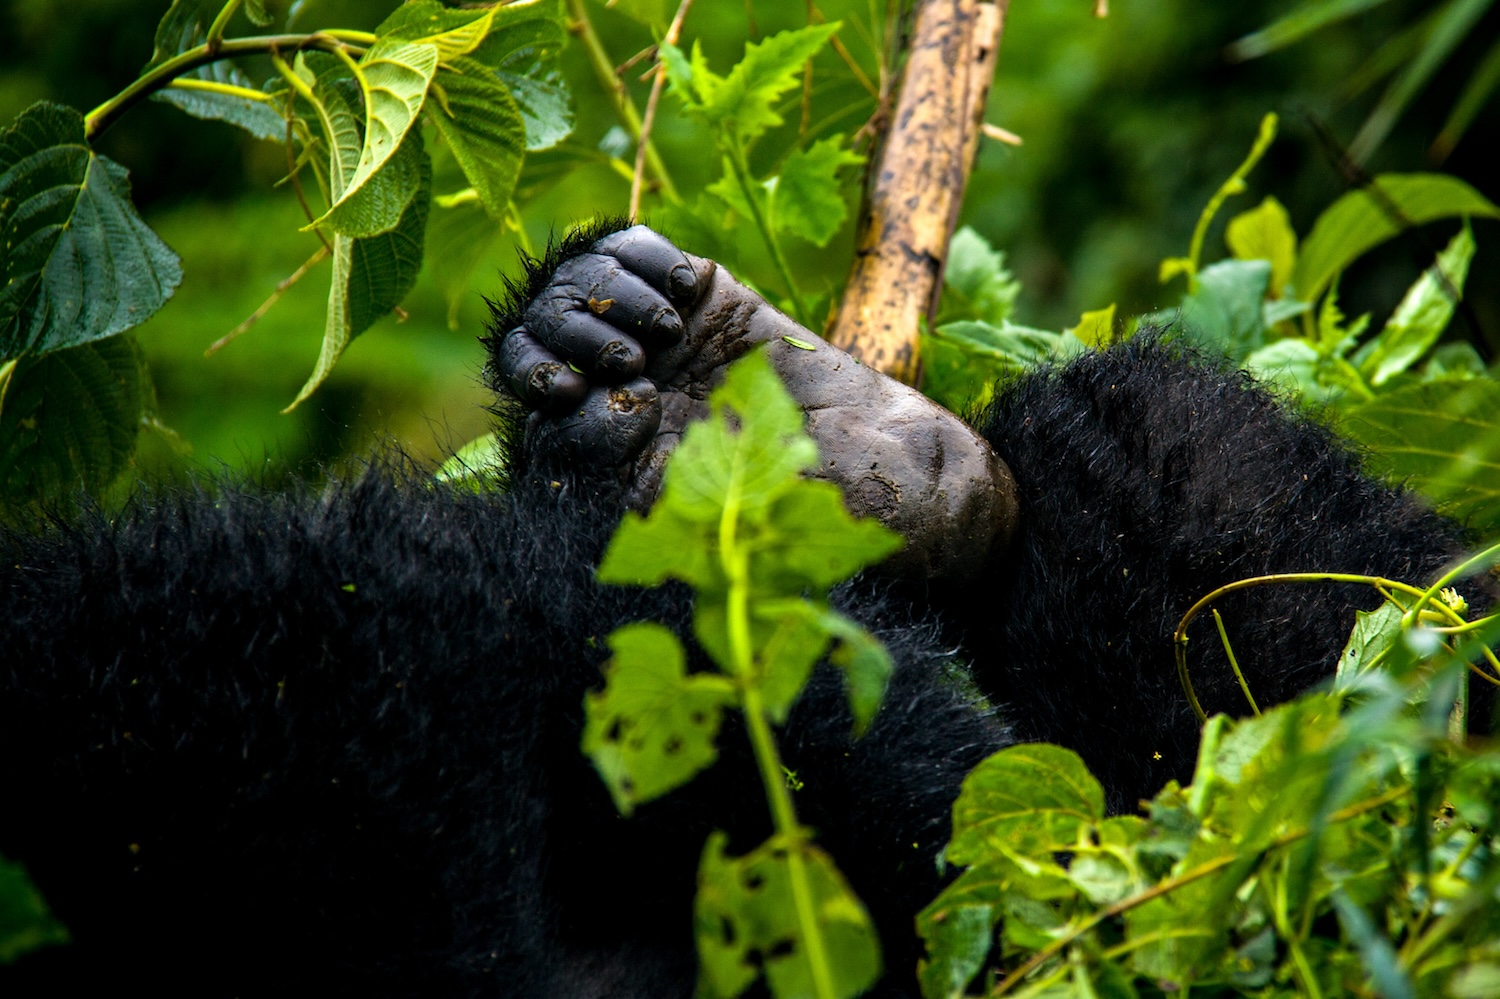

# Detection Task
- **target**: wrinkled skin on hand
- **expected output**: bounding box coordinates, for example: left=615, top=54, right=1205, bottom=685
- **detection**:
left=486, top=225, right=1018, bottom=581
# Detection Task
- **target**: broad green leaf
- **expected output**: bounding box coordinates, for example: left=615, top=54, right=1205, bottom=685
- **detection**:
left=941, top=226, right=1021, bottom=326
left=695, top=833, right=880, bottom=999
left=1423, top=341, right=1486, bottom=379
left=0, top=336, right=143, bottom=503
left=822, top=612, right=893, bottom=736
left=1434, top=35, right=1500, bottom=157
left=596, top=505, right=720, bottom=588
left=427, top=58, right=526, bottom=220
left=464, top=0, right=571, bottom=150
left=582, top=623, right=736, bottom=815
left=145, top=1, right=284, bottom=140
left=0, top=853, right=69, bottom=964
left=0, top=103, right=182, bottom=358
left=916, top=863, right=1007, bottom=999
left=1225, top=195, right=1297, bottom=297
left=667, top=349, right=819, bottom=521
left=1292, top=173, right=1500, bottom=305
left=1354, top=222, right=1473, bottom=386
left=705, top=157, right=758, bottom=220
left=921, top=320, right=1075, bottom=413
left=672, top=24, right=840, bottom=142
left=287, top=137, right=430, bottom=410
left=1335, top=603, right=1405, bottom=686
left=1341, top=376, right=1500, bottom=533
left=301, top=52, right=363, bottom=200
left=1244, top=337, right=1323, bottom=398
left=434, top=431, right=505, bottom=490
left=377, top=0, right=495, bottom=61
left=1068, top=304, right=1117, bottom=348
left=1173, top=258, right=1271, bottom=357
left=947, top=744, right=1105, bottom=866
left=315, top=39, right=438, bottom=235
left=754, top=482, right=902, bottom=590
left=772, top=136, right=862, bottom=245
left=693, top=600, right=829, bottom=722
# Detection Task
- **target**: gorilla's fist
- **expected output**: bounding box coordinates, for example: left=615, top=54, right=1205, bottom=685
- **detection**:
left=485, top=224, right=1017, bottom=581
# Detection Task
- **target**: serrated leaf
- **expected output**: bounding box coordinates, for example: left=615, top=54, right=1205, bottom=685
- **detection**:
left=0, top=335, right=143, bottom=503
left=695, top=833, right=880, bottom=999
left=772, top=136, right=862, bottom=245
left=428, top=58, right=526, bottom=219
left=1292, top=173, right=1500, bottom=304
left=0, top=103, right=182, bottom=358
left=377, top=0, right=495, bottom=61
left=921, top=320, right=1071, bottom=413
left=1354, top=222, right=1473, bottom=386
left=942, top=227, right=1021, bottom=326
left=665, top=350, right=819, bottom=521
left=698, top=600, right=829, bottom=723
left=1226, top=195, right=1297, bottom=297
left=143, top=1, right=284, bottom=140
left=1340, top=376, right=1500, bottom=533
left=582, top=623, right=735, bottom=815
left=597, top=505, right=719, bottom=588
left=676, top=24, right=840, bottom=142
left=755, top=482, right=902, bottom=589
left=286, top=137, right=430, bottom=410
left=314, top=39, right=438, bottom=234
left=916, top=863, right=1007, bottom=999
left=947, top=744, right=1105, bottom=867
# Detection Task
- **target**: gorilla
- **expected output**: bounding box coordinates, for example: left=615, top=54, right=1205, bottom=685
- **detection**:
left=0, top=223, right=1480, bottom=997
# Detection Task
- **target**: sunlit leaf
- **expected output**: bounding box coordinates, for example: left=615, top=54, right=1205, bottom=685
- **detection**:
left=695, top=833, right=880, bottom=999
left=772, top=136, right=862, bottom=245
left=1291, top=173, right=1499, bottom=305
left=947, top=744, right=1105, bottom=866
left=377, top=0, right=495, bottom=61
left=582, top=623, right=735, bottom=815
left=1225, top=195, right=1297, bottom=297
left=0, top=103, right=182, bottom=358
left=941, top=226, right=1021, bottom=326
left=1355, top=222, right=1473, bottom=386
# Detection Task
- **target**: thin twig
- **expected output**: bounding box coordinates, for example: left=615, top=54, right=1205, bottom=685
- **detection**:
left=629, top=0, right=694, bottom=219
left=206, top=245, right=330, bottom=356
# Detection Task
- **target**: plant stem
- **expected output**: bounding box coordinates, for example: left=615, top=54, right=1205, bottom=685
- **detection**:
left=991, top=784, right=1410, bottom=995
left=205, top=0, right=243, bottom=54
left=84, top=33, right=365, bottom=141
left=630, top=0, right=695, bottom=218
left=718, top=462, right=838, bottom=999
left=726, top=142, right=808, bottom=323
left=169, top=78, right=277, bottom=103
left=566, top=0, right=680, bottom=202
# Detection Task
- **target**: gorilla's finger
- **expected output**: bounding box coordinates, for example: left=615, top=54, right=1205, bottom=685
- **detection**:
left=494, top=328, right=588, bottom=412
left=539, top=378, right=662, bottom=465
left=585, top=268, right=686, bottom=348
left=592, top=226, right=708, bottom=305
left=525, top=309, right=646, bottom=380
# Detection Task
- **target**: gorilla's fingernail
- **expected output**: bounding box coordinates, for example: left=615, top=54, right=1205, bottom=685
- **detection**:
left=653, top=308, right=683, bottom=341
left=596, top=339, right=641, bottom=374
left=667, top=263, right=697, bottom=301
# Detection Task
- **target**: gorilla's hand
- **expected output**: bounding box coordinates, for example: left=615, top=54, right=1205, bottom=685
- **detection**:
left=487, top=225, right=1017, bottom=581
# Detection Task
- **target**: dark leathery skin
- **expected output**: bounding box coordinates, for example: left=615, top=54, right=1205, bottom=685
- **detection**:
left=505, top=225, right=1019, bottom=581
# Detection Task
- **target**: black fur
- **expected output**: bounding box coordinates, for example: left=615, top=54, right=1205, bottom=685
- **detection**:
left=0, top=276, right=1481, bottom=994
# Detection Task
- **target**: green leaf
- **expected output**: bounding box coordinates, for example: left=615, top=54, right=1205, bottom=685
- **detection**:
left=1340, top=377, right=1500, bottom=533
left=695, top=832, right=880, bottom=999
left=433, top=431, right=506, bottom=490
left=772, top=136, right=862, bottom=246
left=666, top=349, right=819, bottom=522
left=0, top=335, right=143, bottom=503
left=822, top=612, right=893, bottom=737
left=427, top=58, right=526, bottom=220
left=947, top=744, right=1105, bottom=867
left=597, top=505, right=720, bottom=589
left=1225, top=195, right=1297, bottom=298
left=1068, top=304, right=1117, bottom=348
left=673, top=24, right=841, bottom=142
left=145, top=1, right=284, bottom=140
left=287, top=137, right=430, bottom=410
left=243, top=0, right=272, bottom=26
left=582, top=623, right=736, bottom=815
left=0, top=852, right=69, bottom=964
left=0, top=103, right=182, bottom=358
left=755, top=482, right=903, bottom=590
left=916, top=863, right=1006, bottom=999
left=1335, top=603, right=1405, bottom=687
left=377, top=0, right=496, bottom=60
left=497, top=62, right=572, bottom=152
left=1292, top=173, right=1500, bottom=305
left=1228, top=0, right=1397, bottom=59
left=314, top=39, right=438, bottom=236
left=941, top=227, right=1021, bottom=326
left=921, top=320, right=1074, bottom=412
left=1172, top=258, right=1272, bottom=357
left=1354, top=222, right=1473, bottom=386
